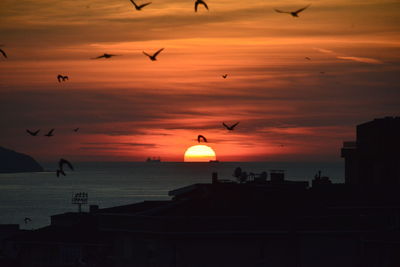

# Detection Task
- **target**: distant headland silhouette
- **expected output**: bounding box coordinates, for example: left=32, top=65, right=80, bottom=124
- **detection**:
left=0, top=146, right=43, bottom=173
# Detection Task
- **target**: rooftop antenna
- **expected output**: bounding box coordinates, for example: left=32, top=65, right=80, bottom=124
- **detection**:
left=72, top=192, right=88, bottom=213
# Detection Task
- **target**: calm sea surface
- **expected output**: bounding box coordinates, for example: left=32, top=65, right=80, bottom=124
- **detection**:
left=0, top=162, right=343, bottom=229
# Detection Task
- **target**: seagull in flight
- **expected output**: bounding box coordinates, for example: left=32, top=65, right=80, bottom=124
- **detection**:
left=73, top=128, right=79, bottom=132
left=274, top=4, right=311, bottom=17
left=223, top=122, right=239, bottom=131
left=197, top=135, right=207, bottom=143
left=195, top=0, right=208, bottom=12
left=44, top=129, right=55, bottom=137
left=130, top=0, right=152, bottom=10
left=92, top=53, right=118, bottom=59
left=57, top=158, right=74, bottom=177
left=26, top=129, right=40, bottom=136
left=24, top=217, right=32, bottom=224
left=143, top=48, right=164, bottom=61
left=222, top=74, right=228, bottom=79
left=0, top=48, right=7, bottom=59
left=57, top=74, right=68, bottom=82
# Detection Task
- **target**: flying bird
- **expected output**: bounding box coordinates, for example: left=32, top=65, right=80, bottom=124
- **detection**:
left=197, top=135, right=207, bottom=143
left=44, top=129, right=55, bottom=137
left=73, top=128, right=79, bottom=132
left=92, top=53, right=118, bottom=59
left=26, top=129, right=40, bottom=136
left=143, top=48, right=164, bottom=61
left=305, top=57, right=311, bottom=60
left=57, top=74, right=68, bottom=82
left=0, top=49, right=7, bottom=59
left=130, top=0, right=152, bottom=10
left=195, top=0, right=208, bottom=12
left=274, top=4, right=311, bottom=17
left=223, top=122, right=239, bottom=131
left=57, top=158, right=74, bottom=177
left=222, top=74, right=228, bottom=79
left=24, top=217, right=32, bottom=224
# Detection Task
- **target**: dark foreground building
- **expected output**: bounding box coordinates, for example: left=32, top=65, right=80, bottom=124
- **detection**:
left=2, top=117, right=400, bottom=267
left=342, top=116, right=400, bottom=185
left=3, top=178, right=400, bottom=267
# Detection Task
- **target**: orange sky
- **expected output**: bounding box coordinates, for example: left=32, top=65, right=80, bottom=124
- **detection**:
left=1, top=0, right=399, bottom=162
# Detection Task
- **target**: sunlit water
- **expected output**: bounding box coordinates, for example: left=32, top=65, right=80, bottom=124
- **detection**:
left=0, top=162, right=343, bottom=229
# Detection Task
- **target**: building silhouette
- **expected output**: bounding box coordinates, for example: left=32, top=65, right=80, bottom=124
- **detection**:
left=342, top=116, right=400, bottom=185
left=3, top=173, right=400, bottom=267
left=1, top=117, right=400, bottom=267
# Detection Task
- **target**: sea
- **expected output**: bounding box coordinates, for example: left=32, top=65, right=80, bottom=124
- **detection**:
left=0, top=161, right=343, bottom=229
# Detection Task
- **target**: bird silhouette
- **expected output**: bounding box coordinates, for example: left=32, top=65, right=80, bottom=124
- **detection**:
left=73, top=128, right=79, bottom=132
left=223, top=122, right=239, bottom=131
left=305, top=57, right=311, bottom=60
left=222, top=74, right=228, bottom=79
left=197, top=135, right=207, bottom=143
left=92, top=53, right=118, bottom=59
left=78, top=257, right=87, bottom=266
left=195, top=0, right=208, bottom=12
left=24, top=217, right=32, bottom=224
left=26, top=129, right=40, bottom=136
left=130, top=0, right=152, bottom=10
left=274, top=4, right=311, bottom=17
left=143, top=48, right=164, bottom=61
left=44, top=129, right=54, bottom=137
left=0, top=49, right=7, bottom=59
left=57, top=74, right=68, bottom=82
left=57, top=158, right=74, bottom=177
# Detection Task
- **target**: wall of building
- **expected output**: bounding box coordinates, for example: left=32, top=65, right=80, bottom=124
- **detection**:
left=342, top=117, right=400, bottom=186
left=112, top=232, right=360, bottom=267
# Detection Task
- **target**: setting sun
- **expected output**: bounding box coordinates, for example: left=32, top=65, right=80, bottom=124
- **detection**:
left=184, top=145, right=216, bottom=162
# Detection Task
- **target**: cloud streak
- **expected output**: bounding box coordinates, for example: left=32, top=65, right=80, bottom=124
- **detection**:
left=336, top=56, right=384, bottom=64
left=315, top=47, right=384, bottom=64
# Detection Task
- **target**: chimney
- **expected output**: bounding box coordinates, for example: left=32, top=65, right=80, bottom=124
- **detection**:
left=89, top=205, right=99, bottom=213
left=212, top=172, right=218, bottom=184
